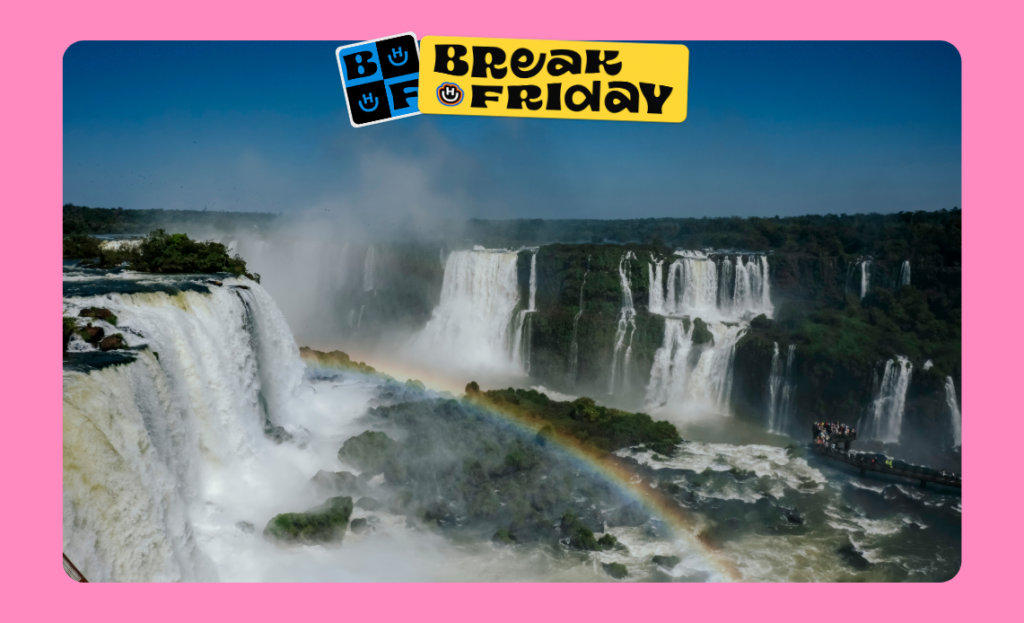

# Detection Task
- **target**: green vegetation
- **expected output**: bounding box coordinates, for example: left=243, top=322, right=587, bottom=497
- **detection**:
left=63, top=203, right=277, bottom=236
left=601, top=562, right=629, bottom=579
left=63, top=229, right=248, bottom=276
left=299, top=347, right=379, bottom=375
left=263, top=496, right=354, bottom=544
left=467, top=210, right=961, bottom=265
left=337, top=431, right=399, bottom=474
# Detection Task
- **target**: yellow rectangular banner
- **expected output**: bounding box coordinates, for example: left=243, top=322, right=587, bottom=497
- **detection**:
left=419, top=37, right=688, bottom=123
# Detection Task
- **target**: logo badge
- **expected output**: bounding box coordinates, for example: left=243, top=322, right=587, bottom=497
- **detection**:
left=336, top=33, right=421, bottom=127
left=436, top=82, right=464, bottom=106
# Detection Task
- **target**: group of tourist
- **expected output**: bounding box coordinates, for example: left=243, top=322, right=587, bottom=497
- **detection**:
left=813, top=421, right=855, bottom=440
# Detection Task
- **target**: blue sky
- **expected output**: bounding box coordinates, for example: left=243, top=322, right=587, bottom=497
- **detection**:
left=63, top=41, right=961, bottom=221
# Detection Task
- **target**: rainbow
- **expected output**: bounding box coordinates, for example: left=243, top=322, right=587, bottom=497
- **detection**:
left=301, top=348, right=743, bottom=581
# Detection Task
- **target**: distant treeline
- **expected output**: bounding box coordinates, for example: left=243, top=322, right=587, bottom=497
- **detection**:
left=63, top=204, right=279, bottom=235
left=464, top=210, right=962, bottom=265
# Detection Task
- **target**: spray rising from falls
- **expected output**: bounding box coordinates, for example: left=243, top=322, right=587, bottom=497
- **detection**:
left=766, top=343, right=797, bottom=435
left=945, top=376, right=961, bottom=448
left=411, top=248, right=521, bottom=373
left=609, top=252, right=637, bottom=394
left=510, top=252, right=537, bottom=373
left=860, top=356, right=913, bottom=444
left=568, top=257, right=591, bottom=387
left=63, top=279, right=306, bottom=581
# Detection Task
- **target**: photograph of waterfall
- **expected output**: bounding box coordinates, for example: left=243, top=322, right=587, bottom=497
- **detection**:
left=62, top=40, right=961, bottom=584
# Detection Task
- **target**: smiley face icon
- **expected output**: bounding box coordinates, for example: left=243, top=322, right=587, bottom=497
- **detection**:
left=437, top=82, right=464, bottom=106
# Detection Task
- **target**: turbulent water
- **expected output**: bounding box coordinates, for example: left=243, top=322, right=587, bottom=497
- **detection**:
left=409, top=248, right=521, bottom=374
left=609, top=252, right=638, bottom=394
left=945, top=376, right=962, bottom=448
left=62, top=259, right=959, bottom=583
left=860, top=356, right=914, bottom=444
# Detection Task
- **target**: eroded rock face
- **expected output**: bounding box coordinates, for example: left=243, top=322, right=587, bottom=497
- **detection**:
left=263, top=496, right=354, bottom=544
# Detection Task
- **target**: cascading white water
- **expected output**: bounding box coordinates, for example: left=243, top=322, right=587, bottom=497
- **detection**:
left=766, top=343, right=797, bottom=435
left=510, top=252, right=537, bottom=373
left=899, top=260, right=911, bottom=287
left=650, top=252, right=771, bottom=321
left=945, top=376, right=961, bottom=448
left=860, top=260, right=871, bottom=299
left=645, top=319, right=743, bottom=415
left=859, top=356, right=913, bottom=444
left=568, top=257, right=590, bottom=386
left=364, top=245, right=377, bottom=292
left=410, top=249, right=521, bottom=373
left=777, top=344, right=796, bottom=433
left=648, top=255, right=664, bottom=315
left=609, top=252, right=638, bottom=394
left=63, top=279, right=306, bottom=582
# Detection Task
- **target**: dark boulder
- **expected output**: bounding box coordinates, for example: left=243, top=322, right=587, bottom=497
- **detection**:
left=311, top=470, right=360, bottom=494
left=691, top=318, right=714, bottom=346
left=82, top=326, right=105, bottom=344
left=350, top=518, right=369, bottom=534
left=98, top=334, right=126, bottom=351
left=206, top=280, right=223, bottom=286
left=602, top=562, right=629, bottom=579
left=355, top=496, right=380, bottom=511
left=782, top=507, right=804, bottom=525
left=836, top=540, right=871, bottom=570
left=263, top=496, right=354, bottom=544
left=337, top=431, right=398, bottom=475
left=651, top=555, right=681, bottom=569
left=236, top=521, right=255, bottom=534
left=79, top=307, right=115, bottom=322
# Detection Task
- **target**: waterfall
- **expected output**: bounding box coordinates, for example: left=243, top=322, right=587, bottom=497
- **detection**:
left=648, top=255, right=664, bottom=315
left=609, top=252, right=637, bottom=394
left=766, top=343, right=783, bottom=429
left=568, top=257, right=590, bottom=386
left=363, top=245, right=377, bottom=291
left=860, top=260, right=871, bottom=299
left=859, top=356, right=913, bottom=443
left=767, top=343, right=796, bottom=435
left=899, top=260, right=911, bottom=287
left=945, top=376, right=962, bottom=448
left=411, top=249, right=521, bottom=372
left=649, top=252, right=771, bottom=320
left=645, top=319, right=743, bottom=415
left=63, top=279, right=305, bottom=582
left=510, top=252, right=537, bottom=373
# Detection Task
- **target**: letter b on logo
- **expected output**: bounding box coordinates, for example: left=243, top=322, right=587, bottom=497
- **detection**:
left=343, top=51, right=379, bottom=81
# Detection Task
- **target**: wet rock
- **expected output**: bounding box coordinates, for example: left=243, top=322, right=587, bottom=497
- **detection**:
left=597, top=533, right=626, bottom=552
left=350, top=518, right=368, bottom=534
left=236, top=521, right=255, bottom=534
left=311, top=470, right=360, bottom=494
left=836, top=540, right=872, bottom=570
left=651, top=555, right=681, bottom=569
left=79, top=307, right=115, bottom=322
left=782, top=508, right=804, bottom=525
left=82, top=326, right=105, bottom=344
left=338, top=431, right=398, bottom=475
left=206, top=280, right=223, bottom=286
left=234, top=285, right=250, bottom=290
left=98, top=334, right=126, bottom=351
left=602, top=562, right=629, bottom=579
left=492, top=527, right=516, bottom=545
left=263, top=423, right=293, bottom=444
left=355, top=496, right=380, bottom=511
left=263, top=496, right=354, bottom=544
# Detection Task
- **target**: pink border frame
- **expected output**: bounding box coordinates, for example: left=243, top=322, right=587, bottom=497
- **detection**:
left=11, top=0, right=1021, bottom=619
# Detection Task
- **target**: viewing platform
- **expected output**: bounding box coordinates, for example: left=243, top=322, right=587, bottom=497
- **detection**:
left=809, top=420, right=960, bottom=490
